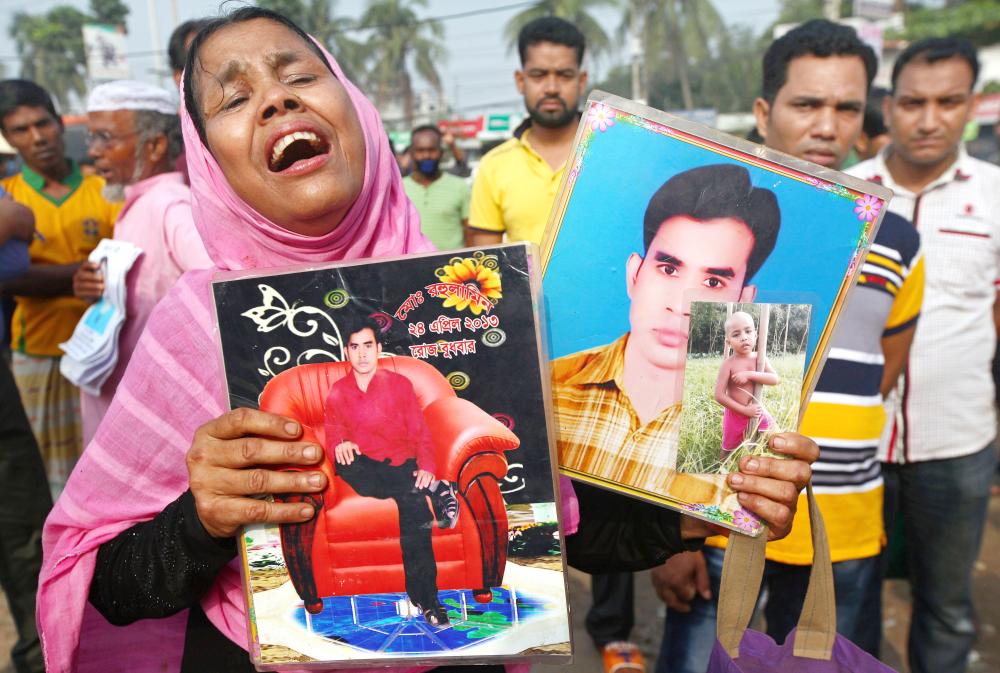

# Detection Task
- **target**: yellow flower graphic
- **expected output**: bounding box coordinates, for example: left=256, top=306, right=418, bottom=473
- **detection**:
left=434, top=252, right=502, bottom=315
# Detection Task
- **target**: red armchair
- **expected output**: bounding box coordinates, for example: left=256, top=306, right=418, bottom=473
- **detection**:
left=258, top=357, right=519, bottom=608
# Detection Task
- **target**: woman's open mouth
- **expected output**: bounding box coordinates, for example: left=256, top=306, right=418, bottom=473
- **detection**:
left=267, top=129, right=332, bottom=173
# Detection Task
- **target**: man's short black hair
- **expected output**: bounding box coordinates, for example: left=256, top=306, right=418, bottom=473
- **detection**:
left=0, top=80, right=59, bottom=131
left=344, top=315, right=383, bottom=346
left=517, top=16, right=585, bottom=67
left=762, top=19, right=877, bottom=104
left=863, top=86, right=889, bottom=138
left=891, top=37, right=979, bottom=92
left=410, top=124, right=442, bottom=142
left=169, top=19, right=208, bottom=73
left=643, top=164, right=780, bottom=283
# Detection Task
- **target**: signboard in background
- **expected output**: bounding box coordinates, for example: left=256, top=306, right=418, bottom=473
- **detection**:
left=438, top=117, right=484, bottom=139
left=855, top=21, right=884, bottom=60
left=486, top=114, right=513, bottom=132
left=854, top=0, right=895, bottom=20
left=666, top=108, right=718, bottom=128
left=975, top=93, right=1000, bottom=124
left=82, top=24, right=129, bottom=80
left=388, top=130, right=411, bottom=152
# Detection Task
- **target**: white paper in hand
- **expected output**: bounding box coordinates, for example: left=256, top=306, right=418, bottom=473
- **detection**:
left=59, top=239, right=143, bottom=394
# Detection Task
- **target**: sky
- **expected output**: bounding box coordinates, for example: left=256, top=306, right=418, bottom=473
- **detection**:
left=0, top=0, right=783, bottom=114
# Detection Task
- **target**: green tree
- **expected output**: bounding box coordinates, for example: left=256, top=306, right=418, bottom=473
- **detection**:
left=623, top=0, right=731, bottom=110
left=894, top=0, right=1000, bottom=47
left=359, top=0, right=445, bottom=128
left=503, top=0, right=621, bottom=65
left=257, top=0, right=367, bottom=81
left=600, top=0, right=757, bottom=112
left=774, top=0, right=825, bottom=24
left=90, top=0, right=129, bottom=28
left=9, top=0, right=130, bottom=112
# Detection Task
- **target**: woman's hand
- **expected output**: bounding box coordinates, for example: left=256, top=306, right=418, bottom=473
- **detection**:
left=187, top=408, right=328, bottom=538
left=681, top=432, right=817, bottom=541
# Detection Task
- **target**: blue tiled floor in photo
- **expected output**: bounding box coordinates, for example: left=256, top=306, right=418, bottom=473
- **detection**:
left=292, top=587, right=551, bottom=654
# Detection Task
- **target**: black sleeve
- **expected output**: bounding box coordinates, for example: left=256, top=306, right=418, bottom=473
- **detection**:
left=564, top=482, right=704, bottom=574
left=89, top=490, right=237, bottom=626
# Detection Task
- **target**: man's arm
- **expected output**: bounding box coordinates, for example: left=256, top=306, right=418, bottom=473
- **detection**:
left=322, top=385, right=349, bottom=455
left=399, top=379, right=436, bottom=476
left=444, top=131, right=470, bottom=177
left=0, top=198, right=34, bottom=246
left=2, top=262, right=80, bottom=297
left=994, top=289, right=1000, bottom=340
left=0, top=240, right=29, bottom=284
left=467, top=157, right=505, bottom=245
left=881, top=325, right=916, bottom=398
left=881, top=248, right=924, bottom=397
left=467, top=228, right=503, bottom=246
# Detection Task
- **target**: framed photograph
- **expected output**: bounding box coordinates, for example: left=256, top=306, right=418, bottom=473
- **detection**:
left=211, top=243, right=570, bottom=669
left=676, top=301, right=811, bottom=479
left=541, top=91, right=891, bottom=534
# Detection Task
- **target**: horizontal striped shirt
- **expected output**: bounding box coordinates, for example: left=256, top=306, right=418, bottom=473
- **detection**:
left=725, top=211, right=924, bottom=565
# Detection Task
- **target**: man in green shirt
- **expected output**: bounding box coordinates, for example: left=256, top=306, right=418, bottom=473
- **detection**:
left=402, top=125, right=470, bottom=250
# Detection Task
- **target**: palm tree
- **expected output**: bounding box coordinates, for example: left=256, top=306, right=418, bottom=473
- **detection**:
left=503, top=0, right=620, bottom=65
left=359, top=0, right=445, bottom=128
left=10, top=7, right=90, bottom=111
left=621, top=0, right=730, bottom=110
left=9, top=0, right=130, bottom=112
left=257, top=0, right=366, bottom=82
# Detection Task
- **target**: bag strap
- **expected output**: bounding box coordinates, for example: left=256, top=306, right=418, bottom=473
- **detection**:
left=716, top=483, right=836, bottom=659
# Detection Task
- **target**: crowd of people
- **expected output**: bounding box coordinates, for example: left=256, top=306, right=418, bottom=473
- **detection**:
left=0, top=7, right=994, bottom=673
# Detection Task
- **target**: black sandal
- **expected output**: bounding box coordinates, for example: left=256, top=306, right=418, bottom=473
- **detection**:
left=429, top=481, right=460, bottom=529
left=421, top=603, right=450, bottom=626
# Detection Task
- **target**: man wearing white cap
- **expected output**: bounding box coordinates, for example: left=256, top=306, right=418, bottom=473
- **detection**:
left=73, top=80, right=211, bottom=445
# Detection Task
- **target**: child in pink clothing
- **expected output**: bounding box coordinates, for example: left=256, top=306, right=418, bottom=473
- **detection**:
left=714, top=311, right=779, bottom=458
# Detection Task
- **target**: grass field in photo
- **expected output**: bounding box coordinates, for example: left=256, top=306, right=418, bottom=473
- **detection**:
left=677, top=352, right=805, bottom=474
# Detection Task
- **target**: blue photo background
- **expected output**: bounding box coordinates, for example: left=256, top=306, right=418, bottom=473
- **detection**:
left=543, top=117, right=871, bottom=374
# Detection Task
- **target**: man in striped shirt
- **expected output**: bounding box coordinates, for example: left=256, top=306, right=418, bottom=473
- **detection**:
left=848, top=37, right=999, bottom=673
left=652, top=20, right=924, bottom=672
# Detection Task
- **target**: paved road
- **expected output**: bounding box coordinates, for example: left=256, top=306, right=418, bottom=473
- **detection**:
left=3, top=496, right=997, bottom=672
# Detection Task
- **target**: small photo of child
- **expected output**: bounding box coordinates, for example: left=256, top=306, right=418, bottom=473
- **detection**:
left=716, top=311, right=778, bottom=460
left=677, top=301, right=810, bottom=475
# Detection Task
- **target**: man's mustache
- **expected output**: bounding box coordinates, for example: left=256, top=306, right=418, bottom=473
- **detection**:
left=535, top=96, right=567, bottom=110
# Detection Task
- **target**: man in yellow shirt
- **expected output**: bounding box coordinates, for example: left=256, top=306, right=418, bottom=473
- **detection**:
left=467, top=17, right=587, bottom=247
left=0, top=80, right=117, bottom=496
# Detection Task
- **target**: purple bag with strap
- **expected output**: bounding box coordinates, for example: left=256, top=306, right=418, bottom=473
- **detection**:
left=707, top=484, right=897, bottom=673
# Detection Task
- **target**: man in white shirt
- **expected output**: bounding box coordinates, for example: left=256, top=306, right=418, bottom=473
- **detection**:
left=848, top=37, right=1000, bottom=673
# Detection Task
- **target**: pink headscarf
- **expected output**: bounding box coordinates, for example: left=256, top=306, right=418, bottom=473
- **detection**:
left=182, top=34, right=431, bottom=270
left=35, top=22, right=528, bottom=673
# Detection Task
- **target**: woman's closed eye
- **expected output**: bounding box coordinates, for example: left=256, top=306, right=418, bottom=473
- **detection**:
left=285, top=74, right=317, bottom=86
left=221, top=95, right=248, bottom=112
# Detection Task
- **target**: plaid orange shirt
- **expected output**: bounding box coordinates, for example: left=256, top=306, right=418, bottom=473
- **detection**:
left=552, top=334, right=721, bottom=503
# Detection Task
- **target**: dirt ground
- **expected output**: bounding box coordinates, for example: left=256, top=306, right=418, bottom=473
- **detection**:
left=1, top=495, right=996, bottom=673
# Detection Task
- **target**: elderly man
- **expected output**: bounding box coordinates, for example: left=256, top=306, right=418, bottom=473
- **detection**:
left=73, top=81, right=211, bottom=445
